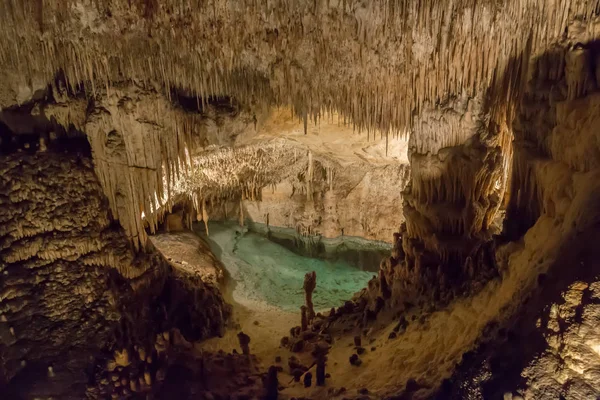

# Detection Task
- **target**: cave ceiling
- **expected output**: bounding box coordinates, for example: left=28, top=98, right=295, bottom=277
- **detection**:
left=2, top=0, right=597, bottom=128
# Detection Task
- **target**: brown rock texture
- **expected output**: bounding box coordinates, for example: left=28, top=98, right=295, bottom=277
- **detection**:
left=0, top=150, right=132, bottom=390
left=0, top=143, right=231, bottom=397
left=149, top=231, right=226, bottom=287
left=243, top=162, right=410, bottom=243
left=441, top=40, right=600, bottom=399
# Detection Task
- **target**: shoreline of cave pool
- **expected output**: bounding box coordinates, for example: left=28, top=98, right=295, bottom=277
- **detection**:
left=191, top=220, right=382, bottom=363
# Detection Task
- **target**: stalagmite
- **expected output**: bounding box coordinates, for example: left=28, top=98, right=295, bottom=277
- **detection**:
left=237, top=331, right=251, bottom=356
left=379, top=269, right=391, bottom=299
left=265, top=366, right=279, bottom=400
left=307, top=151, right=314, bottom=202
left=316, top=355, right=326, bottom=386
left=202, top=198, right=209, bottom=236
left=301, top=305, right=308, bottom=331
left=303, top=271, right=317, bottom=321
left=239, top=199, right=244, bottom=227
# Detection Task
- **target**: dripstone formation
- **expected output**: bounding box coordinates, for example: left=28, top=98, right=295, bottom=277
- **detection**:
left=2, top=1, right=600, bottom=399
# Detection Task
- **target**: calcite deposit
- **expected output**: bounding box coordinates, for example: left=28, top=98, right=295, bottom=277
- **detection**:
left=0, top=141, right=230, bottom=398
left=2, top=1, right=600, bottom=399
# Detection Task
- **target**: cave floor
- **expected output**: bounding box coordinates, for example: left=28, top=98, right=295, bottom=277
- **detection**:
left=152, top=224, right=395, bottom=396
left=191, top=221, right=375, bottom=364
left=150, top=223, right=560, bottom=398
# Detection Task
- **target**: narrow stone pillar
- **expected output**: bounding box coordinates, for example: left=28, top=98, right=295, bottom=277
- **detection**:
left=303, top=271, right=317, bottom=320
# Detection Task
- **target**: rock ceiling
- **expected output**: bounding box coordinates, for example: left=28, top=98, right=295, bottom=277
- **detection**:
left=1, top=0, right=599, bottom=248
left=1, top=0, right=598, bottom=128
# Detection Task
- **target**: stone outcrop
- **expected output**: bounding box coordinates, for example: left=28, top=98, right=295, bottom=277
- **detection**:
left=0, top=137, right=231, bottom=397
left=440, top=41, right=600, bottom=399
left=0, top=148, right=135, bottom=392
left=522, top=280, right=600, bottom=399
left=149, top=231, right=226, bottom=287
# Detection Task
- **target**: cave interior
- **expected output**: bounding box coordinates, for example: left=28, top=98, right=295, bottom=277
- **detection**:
left=2, top=1, right=600, bottom=399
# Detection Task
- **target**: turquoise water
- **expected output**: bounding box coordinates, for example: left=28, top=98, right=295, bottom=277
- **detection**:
left=197, top=222, right=376, bottom=312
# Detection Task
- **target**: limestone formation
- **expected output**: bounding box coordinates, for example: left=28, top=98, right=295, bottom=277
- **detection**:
left=316, top=355, right=327, bottom=387
left=303, top=371, right=312, bottom=388
left=237, top=332, right=251, bottom=356
left=0, top=150, right=129, bottom=387
left=0, top=133, right=231, bottom=398
left=2, top=1, right=600, bottom=400
left=300, top=306, right=308, bottom=332
left=303, top=271, right=317, bottom=321
left=265, top=365, right=279, bottom=400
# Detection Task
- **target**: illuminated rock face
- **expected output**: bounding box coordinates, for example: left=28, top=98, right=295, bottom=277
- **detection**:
left=242, top=163, right=410, bottom=243
left=394, top=93, right=511, bottom=301
left=508, top=46, right=600, bottom=400
left=441, top=44, right=600, bottom=399
left=1, top=0, right=596, bottom=129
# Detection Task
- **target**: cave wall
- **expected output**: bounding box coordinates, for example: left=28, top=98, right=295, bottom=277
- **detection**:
left=0, top=134, right=231, bottom=397
left=509, top=44, right=600, bottom=399
left=242, top=163, right=410, bottom=243
left=400, top=93, right=511, bottom=293
left=0, top=149, right=133, bottom=392
left=442, top=42, right=600, bottom=399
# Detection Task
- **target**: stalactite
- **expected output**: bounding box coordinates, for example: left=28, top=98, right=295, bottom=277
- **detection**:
left=2, top=0, right=596, bottom=139
left=202, top=198, right=209, bottom=236
left=307, top=150, right=314, bottom=202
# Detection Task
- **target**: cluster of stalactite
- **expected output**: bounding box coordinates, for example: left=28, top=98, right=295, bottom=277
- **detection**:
left=2, top=0, right=599, bottom=131
left=40, top=85, right=258, bottom=249
left=1, top=0, right=598, bottom=255
left=370, top=90, right=513, bottom=302
left=1, top=1, right=599, bottom=306
left=172, top=141, right=305, bottom=210
left=41, top=86, right=201, bottom=249
left=169, top=145, right=345, bottom=235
